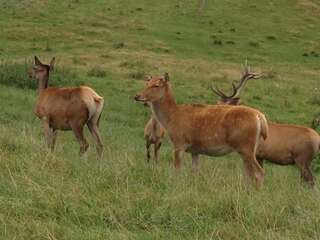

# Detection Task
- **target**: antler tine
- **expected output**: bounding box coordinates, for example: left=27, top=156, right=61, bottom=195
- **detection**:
left=252, top=71, right=264, bottom=79
left=210, top=84, right=229, bottom=98
left=243, top=59, right=249, bottom=75
left=210, top=61, right=262, bottom=101
left=229, top=81, right=239, bottom=98
left=232, top=61, right=258, bottom=98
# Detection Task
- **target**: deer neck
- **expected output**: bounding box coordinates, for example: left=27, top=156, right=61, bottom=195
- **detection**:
left=37, top=74, right=49, bottom=95
left=150, top=85, right=177, bottom=128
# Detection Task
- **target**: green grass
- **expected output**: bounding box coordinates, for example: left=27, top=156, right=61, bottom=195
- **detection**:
left=1, top=0, right=320, bottom=239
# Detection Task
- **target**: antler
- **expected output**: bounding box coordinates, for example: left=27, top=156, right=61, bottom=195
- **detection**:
left=209, top=84, right=229, bottom=98
left=211, top=61, right=261, bottom=100
left=231, top=60, right=261, bottom=98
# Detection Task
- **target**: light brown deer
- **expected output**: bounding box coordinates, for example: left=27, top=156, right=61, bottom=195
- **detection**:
left=28, top=56, right=104, bottom=156
left=135, top=73, right=269, bottom=187
left=144, top=114, right=165, bottom=162
left=211, top=63, right=319, bottom=185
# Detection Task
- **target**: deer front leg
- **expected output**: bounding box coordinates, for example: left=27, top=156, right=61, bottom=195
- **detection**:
left=173, top=149, right=184, bottom=169
left=145, top=139, right=151, bottom=162
left=51, top=130, right=58, bottom=152
left=154, top=141, right=162, bottom=162
left=43, top=120, right=54, bottom=151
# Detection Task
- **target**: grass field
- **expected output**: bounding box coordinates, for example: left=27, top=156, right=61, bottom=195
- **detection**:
left=1, top=0, right=320, bottom=239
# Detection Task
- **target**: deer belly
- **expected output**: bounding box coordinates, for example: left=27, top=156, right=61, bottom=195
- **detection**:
left=257, top=148, right=294, bottom=165
left=186, top=145, right=232, bottom=156
left=49, top=117, right=72, bottom=130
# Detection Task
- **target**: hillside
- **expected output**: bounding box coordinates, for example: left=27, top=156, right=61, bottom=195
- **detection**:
left=0, top=0, right=320, bottom=239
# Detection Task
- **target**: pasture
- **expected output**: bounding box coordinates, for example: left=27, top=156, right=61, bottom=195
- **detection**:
left=0, top=0, right=320, bottom=239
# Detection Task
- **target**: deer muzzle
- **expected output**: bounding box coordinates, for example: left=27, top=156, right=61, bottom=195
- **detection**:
left=134, top=94, right=146, bottom=102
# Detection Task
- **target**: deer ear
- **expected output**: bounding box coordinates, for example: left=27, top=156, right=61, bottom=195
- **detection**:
left=164, top=72, right=169, bottom=82
left=34, top=56, right=42, bottom=66
left=144, top=75, right=152, bottom=81
left=49, top=57, right=55, bottom=72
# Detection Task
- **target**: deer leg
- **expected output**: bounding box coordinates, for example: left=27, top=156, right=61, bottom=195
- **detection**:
left=146, top=139, right=151, bottom=162
left=87, top=120, right=103, bottom=157
left=50, top=130, right=58, bottom=152
left=295, top=155, right=315, bottom=187
left=191, top=153, right=199, bottom=171
left=239, top=149, right=265, bottom=188
left=257, top=157, right=264, bottom=168
left=43, top=120, right=54, bottom=151
left=71, top=122, right=89, bottom=155
left=173, top=149, right=184, bottom=169
left=154, top=141, right=162, bottom=162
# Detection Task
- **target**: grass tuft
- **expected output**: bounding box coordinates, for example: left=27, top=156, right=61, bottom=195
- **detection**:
left=87, top=65, right=107, bottom=78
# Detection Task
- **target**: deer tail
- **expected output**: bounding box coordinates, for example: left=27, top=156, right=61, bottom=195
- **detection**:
left=258, top=113, right=268, bottom=140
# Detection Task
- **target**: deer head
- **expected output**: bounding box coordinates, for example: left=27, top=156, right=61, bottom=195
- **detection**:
left=134, top=73, right=170, bottom=103
left=211, top=62, right=261, bottom=105
left=28, top=56, right=55, bottom=81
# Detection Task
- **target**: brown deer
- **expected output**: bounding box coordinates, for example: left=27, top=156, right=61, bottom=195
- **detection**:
left=144, top=114, right=165, bottom=162
left=135, top=73, right=269, bottom=187
left=28, top=56, right=104, bottom=156
left=211, top=63, right=319, bottom=185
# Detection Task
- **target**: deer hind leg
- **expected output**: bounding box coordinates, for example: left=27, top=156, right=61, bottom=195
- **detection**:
left=238, top=146, right=265, bottom=188
left=295, top=155, right=315, bottom=187
left=154, top=141, right=162, bottom=162
left=70, top=121, right=89, bottom=155
left=242, top=153, right=265, bottom=188
left=87, top=120, right=103, bottom=158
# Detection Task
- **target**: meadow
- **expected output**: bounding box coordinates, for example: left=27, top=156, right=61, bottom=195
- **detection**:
left=1, top=0, right=320, bottom=239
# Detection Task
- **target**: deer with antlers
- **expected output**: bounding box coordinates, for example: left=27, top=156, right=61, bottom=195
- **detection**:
left=135, top=73, right=269, bottom=187
left=211, top=63, right=319, bottom=186
left=28, top=56, right=104, bottom=156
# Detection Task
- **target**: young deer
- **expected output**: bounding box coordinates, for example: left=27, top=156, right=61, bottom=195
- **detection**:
left=135, top=73, right=269, bottom=187
left=211, top=63, right=319, bottom=185
left=29, top=56, right=104, bottom=156
left=144, top=114, right=165, bottom=162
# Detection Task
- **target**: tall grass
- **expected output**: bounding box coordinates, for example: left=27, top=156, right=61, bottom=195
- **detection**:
left=1, top=0, right=320, bottom=239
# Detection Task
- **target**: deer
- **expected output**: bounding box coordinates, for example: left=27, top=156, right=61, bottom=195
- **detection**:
left=144, top=114, right=165, bottom=162
left=28, top=56, right=104, bottom=157
left=134, top=73, right=269, bottom=187
left=143, top=78, right=166, bottom=162
left=210, top=62, right=319, bottom=186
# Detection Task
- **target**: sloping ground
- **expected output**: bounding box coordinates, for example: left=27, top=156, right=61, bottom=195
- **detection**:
left=0, top=0, right=320, bottom=239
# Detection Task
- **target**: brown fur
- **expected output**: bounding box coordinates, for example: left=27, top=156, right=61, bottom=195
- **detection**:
left=256, top=122, right=318, bottom=185
left=135, top=73, right=269, bottom=187
left=144, top=115, right=165, bottom=162
left=211, top=64, right=318, bottom=186
left=30, top=56, right=104, bottom=156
